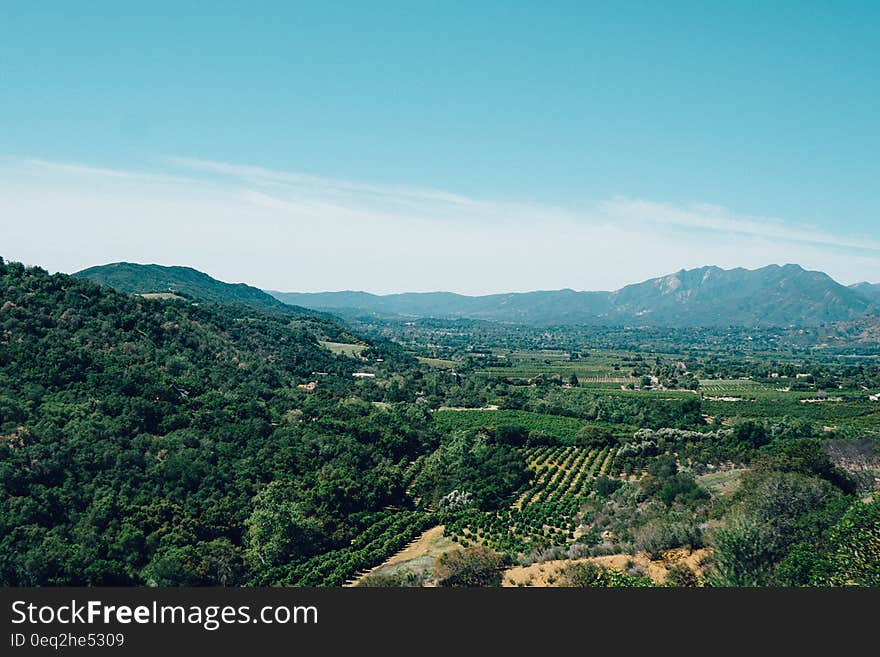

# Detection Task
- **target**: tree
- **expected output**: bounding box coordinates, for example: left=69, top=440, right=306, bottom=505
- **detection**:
left=412, top=431, right=528, bottom=509
left=574, top=425, right=615, bottom=448
left=142, top=539, right=244, bottom=586
left=244, top=481, right=325, bottom=570
left=434, top=546, right=506, bottom=587
left=756, top=439, right=857, bottom=495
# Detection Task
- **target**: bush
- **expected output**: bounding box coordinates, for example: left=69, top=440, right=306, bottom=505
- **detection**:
left=819, top=497, right=880, bottom=586
left=594, top=476, right=623, bottom=498
left=707, top=513, right=775, bottom=586
left=665, top=563, right=699, bottom=587
left=558, top=562, right=654, bottom=587
left=634, top=519, right=703, bottom=559
left=357, top=569, right=428, bottom=587
left=639, top=472, right=709, bottom=507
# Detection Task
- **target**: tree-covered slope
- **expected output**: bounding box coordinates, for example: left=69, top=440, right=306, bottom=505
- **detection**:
left=75, top=262, right=309, bottom=315
left=0, top=258, right=437, bottom=585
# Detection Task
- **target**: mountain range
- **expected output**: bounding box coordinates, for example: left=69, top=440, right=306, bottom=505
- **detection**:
left=272, top=264, right=879, bottom=327
left=849, top=281, right=880, bottom=303
left=76, top=262, right=879, bottom=328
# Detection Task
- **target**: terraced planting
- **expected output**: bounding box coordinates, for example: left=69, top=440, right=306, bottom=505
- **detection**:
left=443, top=446, right=617, bottom=555
left=270, top=510, right=436, bottom=586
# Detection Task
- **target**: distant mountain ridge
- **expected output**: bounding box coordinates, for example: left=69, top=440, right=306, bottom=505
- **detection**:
left=849, top=281, right=880, bottom=303
left=272, top=264, right=877, bottom=327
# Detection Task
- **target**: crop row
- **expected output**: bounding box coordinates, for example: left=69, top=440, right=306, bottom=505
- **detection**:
left=279, top=511, right=435, bottom=586
left=443, top=501, right=581, bottom=555
left=441, top=445, right=624, bottom=556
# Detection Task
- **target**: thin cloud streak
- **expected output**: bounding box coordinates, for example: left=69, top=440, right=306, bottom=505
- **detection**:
left=602, top=198, right=880, bottom=254
left=167, top=155, right=576, bottom=225
left=13, top=158, right=198, bottom=186
left=167, top=156, right=481, bottom=207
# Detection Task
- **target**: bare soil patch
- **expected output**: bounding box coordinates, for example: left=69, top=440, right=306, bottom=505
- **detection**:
left=502, top=548, right=711, bottom=587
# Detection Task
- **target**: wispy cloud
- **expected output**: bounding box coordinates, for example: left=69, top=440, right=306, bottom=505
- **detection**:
left=166, top=155, right=575, bottom=225
left=168, top=156, right=880, bottom=253
left=2, top=154, right=879, bottom=293
left=601, top=197, right=880, bottom=253
left=13, top=157, right=197, bottom=186
left=167, top=155, right=481, bottom=207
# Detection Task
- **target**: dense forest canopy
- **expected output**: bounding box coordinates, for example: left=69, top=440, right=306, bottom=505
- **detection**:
left=0, top=259, right=440, bottom=584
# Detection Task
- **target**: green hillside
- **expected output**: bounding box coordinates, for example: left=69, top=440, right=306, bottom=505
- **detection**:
left=0, top=258, right=435, bottom=585
left=76, top=262, right=308, bottom=315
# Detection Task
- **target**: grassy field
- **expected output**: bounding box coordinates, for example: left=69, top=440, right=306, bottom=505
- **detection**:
left=139, top=292, right=185, bottom=300
left=417, top=356, right=458, bottom=368
left=696, top=468, right=748, bottom=496
left=433, top=409, right=591, bottom=442
left=476, top=349, right=641, bottom=383
left=320, top=341, right=367, bottom=357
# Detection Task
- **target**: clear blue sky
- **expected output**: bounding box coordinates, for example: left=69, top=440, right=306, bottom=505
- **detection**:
left=1, top=2, right=879, bottom=292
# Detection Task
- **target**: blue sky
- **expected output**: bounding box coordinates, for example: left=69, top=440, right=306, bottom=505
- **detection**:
left=1, top=2, right=879, bottom=293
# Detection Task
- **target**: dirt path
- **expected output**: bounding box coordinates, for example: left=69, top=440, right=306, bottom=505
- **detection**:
left=347, top=525, right=461, bottom=586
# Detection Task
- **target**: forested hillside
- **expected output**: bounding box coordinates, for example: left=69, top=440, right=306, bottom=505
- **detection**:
left=75, top=262, right=311, bottom=315
left=0, top=258, right=440, bottom=585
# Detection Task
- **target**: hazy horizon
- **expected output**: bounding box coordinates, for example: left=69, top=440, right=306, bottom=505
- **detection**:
left=63, top=260, right=876, bottom=297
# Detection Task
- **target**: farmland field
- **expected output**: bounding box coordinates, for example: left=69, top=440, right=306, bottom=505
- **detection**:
left=695, top=468, right=747, bottom=496
left=702, top=390, right=880, bottom=429
left=417, top=356, right=458, bottom=368
left=475, top=349, right=643, bottom=383
left=698, top=379, right=768, bottom=392
left=433, top=409, right=590, bottom=442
